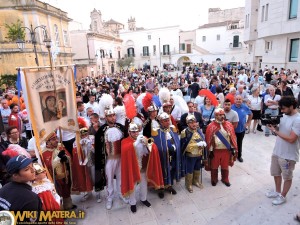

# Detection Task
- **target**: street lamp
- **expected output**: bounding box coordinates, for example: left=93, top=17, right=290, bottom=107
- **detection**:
left=16, top=24, right=51, bottom=67
left=95, top=49, right=108, bottom=74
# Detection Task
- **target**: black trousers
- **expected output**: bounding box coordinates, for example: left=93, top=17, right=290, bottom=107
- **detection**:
left=235, top=131, right=245, bottom=158
left=62, top=138, right=76, bottom=157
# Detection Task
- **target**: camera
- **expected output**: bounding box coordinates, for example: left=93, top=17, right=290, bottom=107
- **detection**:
left=261, top=114, right=283, bottom=126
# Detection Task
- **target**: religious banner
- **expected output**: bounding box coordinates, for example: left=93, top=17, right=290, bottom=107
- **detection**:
left=23, top=67, right=79, bottom=142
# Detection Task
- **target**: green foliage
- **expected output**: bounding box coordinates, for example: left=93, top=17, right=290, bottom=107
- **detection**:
left=0, top=74, right=17, bottom=88
left=124, top=57, right=134, bottom=67
left=116, top=58, right=125, bottom=68
left=116, top=57, right=135, bottom=71
left=5, top=19, right=25, bottom=42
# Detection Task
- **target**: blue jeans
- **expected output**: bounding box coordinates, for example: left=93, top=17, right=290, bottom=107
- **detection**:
left=264, top=108, right=279, bottom=135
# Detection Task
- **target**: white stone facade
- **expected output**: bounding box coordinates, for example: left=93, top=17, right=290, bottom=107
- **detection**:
left=244, top=0, right=300, bottom=71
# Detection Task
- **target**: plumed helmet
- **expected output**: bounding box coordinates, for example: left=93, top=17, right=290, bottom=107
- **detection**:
left=186, top=114, right=196, bottom=123
left=33, top=163, right=46, bottom=174
left=158, top=112, right=170, bottom=120
left=147, top=104, right=158, bottom=112
left=128, top=123, right=139, bottom=132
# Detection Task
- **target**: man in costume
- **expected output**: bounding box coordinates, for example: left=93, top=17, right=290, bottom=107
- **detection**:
left=180, top=115, right=206, bottom=193
left=153, top=112, right=181, bottom=198
left=121, top=123, right=164, bottom=213
left=42, top=132, right=76, bottom=210
left=205, top=108, right=238, bottom=187
left=94, top=94, right=126, bottom=209
left=143, top=104, right=160, bottom=138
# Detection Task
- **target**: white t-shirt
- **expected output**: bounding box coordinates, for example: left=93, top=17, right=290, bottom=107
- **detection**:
left=225, top=110, right=239, bottom=123
left=248, top=95, right=262, bottom=110
left=273, top=113, right=300, bottom=162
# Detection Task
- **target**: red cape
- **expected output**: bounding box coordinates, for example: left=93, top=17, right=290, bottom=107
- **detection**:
left=121, top=137, right=164, bottom=197
left=71, top=145, right=93, bottom=193
left=205, top=120, right=238, bottom=151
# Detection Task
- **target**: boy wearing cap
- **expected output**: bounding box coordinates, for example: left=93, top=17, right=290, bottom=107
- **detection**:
left=0, top=155, right=42, bottom=219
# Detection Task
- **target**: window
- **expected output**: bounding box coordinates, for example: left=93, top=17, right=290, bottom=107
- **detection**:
left=143, top=46, right=149, bottom=56
left=245, top=15, right=248, bottom=28
left=118, top=51, right=121, bottom=59
left=127, top=47, right=135, bottom=57
left=54, top=24, right=60, bottom=46
left=148, top=35, right=151, bottom=40
left=163, top=44, right=170, bottom=55
left=265, top=4, right=269, bottom=21
left=217, top=34, right=220, bottom=41
left=180, top=43, right=185, bottom=51
left=261, top=5, right=265, bottom=22
left=153, top=45, right=156, bottom=55
left=289, top=38, right=299, bottom=62
left=289, top=0, right=298, bottom=19
left=63, top=30, right=68, bottom=46
left=202, top=36, right=206, bottom=42
left=265, top=41, right=272, bottom=50
left=233, top=35, right=239, bottom=47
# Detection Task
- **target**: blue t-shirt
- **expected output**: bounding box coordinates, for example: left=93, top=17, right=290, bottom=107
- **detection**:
left=200, top=105, right=215, bottom=121
left=231, top=103, right=252, bottom=133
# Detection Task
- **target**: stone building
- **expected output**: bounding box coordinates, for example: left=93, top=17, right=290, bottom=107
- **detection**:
left=0, top=0, right=73, bottom=75
left=70, top=9, right=123, bottom=78
left=244, top=0, right=300, bottom=71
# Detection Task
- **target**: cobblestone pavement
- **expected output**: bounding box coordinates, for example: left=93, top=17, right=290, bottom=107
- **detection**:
left=69, top=130, right=300, bottom=225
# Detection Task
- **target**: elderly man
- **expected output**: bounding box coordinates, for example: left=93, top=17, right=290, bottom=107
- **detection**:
left=231, top=95, right=253, bottom=162
left=205, top=108, right=238, bottom=186
left=180, top=101, right=203, bottom=131
left=153, top=112, right=181, bottom=198
left=235, top=85, right=249, bottom=104
left=181, top=115, right=206, bottom=192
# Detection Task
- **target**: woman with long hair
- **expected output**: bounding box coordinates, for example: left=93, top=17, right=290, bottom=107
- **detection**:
left=248, top=87, right=262, bottom=134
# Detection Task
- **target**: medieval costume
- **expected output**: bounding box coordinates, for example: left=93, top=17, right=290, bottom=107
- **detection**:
left=94, top=94, right=125, bottom=209
left=42, top=132, right=76, bottom=210
left=180, top=115, right=206, bottom=193
left=153, top=112, right=182, bottom=198
left=121, top=123, right=164, bottom=213
left=143, top=105, right=160, bottom=138
left=205, top=108, right=238, bottom=187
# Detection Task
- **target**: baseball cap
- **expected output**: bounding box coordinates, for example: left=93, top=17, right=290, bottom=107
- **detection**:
left=6, top=155, right=34, bottom=174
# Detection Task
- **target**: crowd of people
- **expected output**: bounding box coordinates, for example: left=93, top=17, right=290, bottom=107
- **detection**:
left=0, top=63, right=299, bottom=222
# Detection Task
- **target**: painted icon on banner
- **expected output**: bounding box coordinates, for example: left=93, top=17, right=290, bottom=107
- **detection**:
left=40, top=89, right=67, bottom=123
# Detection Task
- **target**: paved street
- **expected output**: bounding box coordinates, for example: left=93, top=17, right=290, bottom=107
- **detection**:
left=70, top=131, right=300, bottom=225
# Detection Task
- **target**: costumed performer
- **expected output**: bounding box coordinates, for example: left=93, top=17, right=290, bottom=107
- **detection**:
left=205, top=108, right=238, bottom=187
left=180, top=115, right=206, bottom=193
left=121, top=123, right=164, bottom=213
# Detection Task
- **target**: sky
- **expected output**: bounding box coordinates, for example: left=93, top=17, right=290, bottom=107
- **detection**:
left=44, top=0, right=245, bottom=30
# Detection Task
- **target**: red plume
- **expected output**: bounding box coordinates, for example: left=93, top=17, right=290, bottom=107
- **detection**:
left=198, top=89, right=219, bottom=107
left=78, top=117, right=87, bottom=128
left=225, top=93, right=235, bottom=105
left=142, top=92, right=153, bottom=111
left=123, top=94, right=137, bottom=120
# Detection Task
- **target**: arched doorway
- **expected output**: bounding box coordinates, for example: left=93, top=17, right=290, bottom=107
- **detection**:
left=177, top=56, right=191, bottom=70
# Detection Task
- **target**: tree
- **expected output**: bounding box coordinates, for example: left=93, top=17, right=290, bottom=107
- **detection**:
left=5, top=19, right=25, bottom=42
left=124, top=57, right=134, bottom=68
left=0, top=74, right=17, bottom=88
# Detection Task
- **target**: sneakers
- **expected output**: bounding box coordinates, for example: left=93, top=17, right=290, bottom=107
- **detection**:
left=272, top=194, right=286, bottom=205
left=265, top=190, right=279, bottom=198
left=265, top=134, right=270, bottom=137
left=106, top=200, right=113, bottom=210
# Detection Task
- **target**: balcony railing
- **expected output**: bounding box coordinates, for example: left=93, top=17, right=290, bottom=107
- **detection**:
left=140, top=53, right=150, bottom=57
left=124, top=54, right=135, bottom=58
